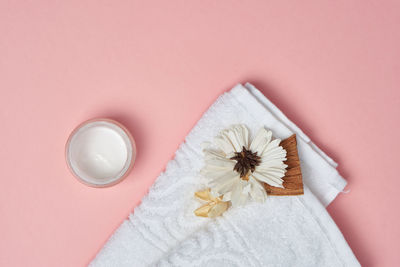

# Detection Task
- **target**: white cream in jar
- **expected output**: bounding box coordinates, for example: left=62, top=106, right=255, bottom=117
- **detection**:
left=66, top=119, right=135, bottom=187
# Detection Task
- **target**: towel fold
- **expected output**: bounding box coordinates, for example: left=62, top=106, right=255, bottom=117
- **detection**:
left=90, top=83, right=358, bottom=267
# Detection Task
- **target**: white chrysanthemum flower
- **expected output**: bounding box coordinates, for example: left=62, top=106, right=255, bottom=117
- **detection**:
left=201, top=125, right=287, bottom=207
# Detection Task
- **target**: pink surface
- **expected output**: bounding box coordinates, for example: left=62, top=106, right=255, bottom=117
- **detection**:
left=0, top=1, right=399, bottom=266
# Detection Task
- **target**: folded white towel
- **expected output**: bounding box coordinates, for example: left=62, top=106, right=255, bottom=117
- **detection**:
left=90, top=83, right=359, bottom=267
left=156, top=186, right=358, bottom=266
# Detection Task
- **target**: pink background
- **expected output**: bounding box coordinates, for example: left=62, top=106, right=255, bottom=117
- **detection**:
left=1, top=1, right=399, bottom=266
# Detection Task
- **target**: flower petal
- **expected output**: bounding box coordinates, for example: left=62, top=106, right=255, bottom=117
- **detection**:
left=203, top=148, right=228, bottom=161
left=260, top=139, right=285, bottom=158
left=213, top=176, right=238, bottom=195
left=222, top=129, right=241, bottom=152
left=201, top=166, right=232, bottom=179
left=215, top=136, right=236, bottom=156
left=209, top=171, right=239, bottom=188
left=208, top=201, right=229, bottom=218
left=251, top=171, right=284, bottom=188
left=258, top=158, right=287, bottom=168
left=259, top=167, right=286, bottom=178
left=222, top=191, right=232, bottom=202
left=250, top=128, right=272, bottom=155
left=233, top=125, right=249, bottom=149
left=249, top=177, right=267, bottom=203
left=230, top=180, right=249, bottom=207
left=204, top=157, right=236, bottom=169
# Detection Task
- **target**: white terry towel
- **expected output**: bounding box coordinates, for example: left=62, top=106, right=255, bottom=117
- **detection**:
left=90, top=83, right=359, bottom=267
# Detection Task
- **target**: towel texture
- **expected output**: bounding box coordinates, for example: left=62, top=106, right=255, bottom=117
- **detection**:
left=90, top=83, right=358, bottom=267
left=156, top=186, right=357, bottom=267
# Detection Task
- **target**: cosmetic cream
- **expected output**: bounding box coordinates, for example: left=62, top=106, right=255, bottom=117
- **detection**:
left=66, top=119, right=135, bottom=187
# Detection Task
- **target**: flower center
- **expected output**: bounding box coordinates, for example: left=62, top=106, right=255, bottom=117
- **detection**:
left=230, top=146, right=261, bottom=179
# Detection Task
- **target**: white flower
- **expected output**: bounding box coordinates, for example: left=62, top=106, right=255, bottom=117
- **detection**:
left=201, top=125, right=287, bottom=207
